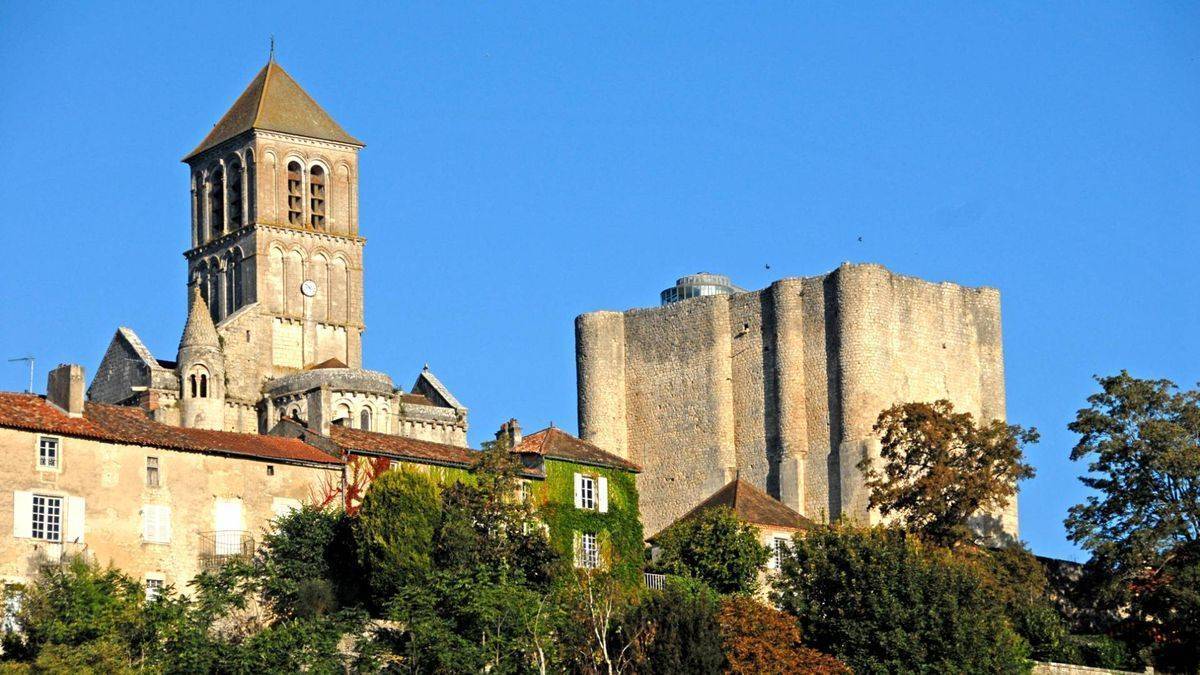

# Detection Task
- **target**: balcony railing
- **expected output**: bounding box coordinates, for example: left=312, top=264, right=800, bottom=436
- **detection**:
left=644, top=572, right=667, bottom=590
left=198, top=530, right=254, bottom=570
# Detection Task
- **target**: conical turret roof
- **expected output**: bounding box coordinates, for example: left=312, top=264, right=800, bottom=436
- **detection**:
left=179, top=287, right=220, bottom=350
left=184, top=60, right=362, bottom=161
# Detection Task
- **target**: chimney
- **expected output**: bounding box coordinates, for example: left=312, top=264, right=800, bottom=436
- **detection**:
left=495, top=418, right=522, bottom=449
left=47, top=364, right=85, bottom=418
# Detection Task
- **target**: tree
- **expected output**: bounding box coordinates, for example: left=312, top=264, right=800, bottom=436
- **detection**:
left=717, top=595, right=849, bottom=675
left=774, top=524, right=1030, bottom=674
left=623, top=577, right=725, bottom=674
left=861, top=399, right=1037, bottom=547
left=355, top=467, right=443, bottom=608
left=976, top=544, right=1078, bottom=663
left=651, top=506, right=770, bottom=595
left=556, top=569, right=644, bottom=675
left=257, top=505, right=361, bottom=618
left=1066, top=372, right=1200, bottom=673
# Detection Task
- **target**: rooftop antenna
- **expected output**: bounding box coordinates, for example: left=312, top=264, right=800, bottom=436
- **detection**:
left=269, top=35, right=276, bottom=62
left=7, top=356, right=34, bottom=394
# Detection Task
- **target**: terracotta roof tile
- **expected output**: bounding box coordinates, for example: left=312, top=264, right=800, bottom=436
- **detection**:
left=0, top=393, right=341, bottom=466
left=668, top=479, right=815, bottom=533
left=512, top=427, right=640, bottom=472
left=326, top=425, right=543, bottom=478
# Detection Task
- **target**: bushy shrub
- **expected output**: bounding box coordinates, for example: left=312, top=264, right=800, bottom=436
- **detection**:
left=651, top=506, right=770, bottom=595
left=775, top=524, right=1030, bottom=674
left=354, top=467, right=442, bottom=606
left=718, top=595, right=849, bottom=675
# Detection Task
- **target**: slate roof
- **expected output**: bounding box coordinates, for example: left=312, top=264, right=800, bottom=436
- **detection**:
left=512, top=427, right=641, bottom=472
left=185, top=60, right=362, bottom=161
left=668, top=479, right=815, bottom=532
left=326, top=425, right=543, bottom=478
left=0, top=393, right=341, bottom=466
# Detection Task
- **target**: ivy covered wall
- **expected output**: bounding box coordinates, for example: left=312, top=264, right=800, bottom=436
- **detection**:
left=534, top=459, right=644, bottom=583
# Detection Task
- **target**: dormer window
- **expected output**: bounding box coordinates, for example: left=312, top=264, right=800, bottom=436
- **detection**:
left=287, top=161, right=304, bottom=226
left=309, top=165, right=326, bottom=230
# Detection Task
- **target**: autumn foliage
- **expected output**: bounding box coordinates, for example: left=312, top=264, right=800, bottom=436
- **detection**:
left=717, top=595, right=850, bottom=675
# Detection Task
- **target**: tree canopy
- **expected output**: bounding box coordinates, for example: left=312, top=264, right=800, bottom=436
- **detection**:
left=861, top=399, right=1037, bottom=547
left=650, top=506, right=770, bottom=595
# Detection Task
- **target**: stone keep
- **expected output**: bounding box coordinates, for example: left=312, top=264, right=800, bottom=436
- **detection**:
left=576, top=263, right=1012, bottom=538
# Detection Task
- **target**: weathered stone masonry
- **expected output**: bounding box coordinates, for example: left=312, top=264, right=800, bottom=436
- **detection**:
left=577, top=262, right=1011, bottom=538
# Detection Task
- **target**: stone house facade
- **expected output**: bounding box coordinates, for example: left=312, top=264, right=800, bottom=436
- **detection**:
left=577, top=263, right=1012, bottom=538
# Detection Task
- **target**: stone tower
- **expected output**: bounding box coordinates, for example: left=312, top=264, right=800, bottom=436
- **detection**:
left=577, top=263, right=1014, bottom=539
left=177, top=287, right=226, bottom=430
left=181, top=59, right=366, bottom=410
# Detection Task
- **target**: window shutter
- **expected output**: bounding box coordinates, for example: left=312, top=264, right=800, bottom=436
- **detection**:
left=597, top=476, right=609, bottom=514
left=142, top=507, right=154, bottom=541
left=12, top=492, right=32, bottom=538
left=143, top=506, right=171, bottom=543
left=65, top=496, right=85, bottom=543
left=161, top=506, right=172, bottom=543
left=572, top=531, right=582, bottom=568
left=573, top=473, right=583, bottom=509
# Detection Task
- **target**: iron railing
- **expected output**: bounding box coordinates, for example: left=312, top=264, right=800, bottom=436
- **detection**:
left=198, top=530, right=254, bottom=570
left=644, top=572, right=667, bottom=590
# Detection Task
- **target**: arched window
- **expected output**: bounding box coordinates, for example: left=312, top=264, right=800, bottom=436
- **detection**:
left=245, top=150, right=256, bottom=224
left=189, top=366, right=210, bottom=398
left=208, top=165, right=225, bottom=237
left=309, top=165, right=326, bottom=230
left=231, top=249, right=244, bottom=309
left=207, top=263, right=220, bottom=322
left=286, top=161, right=304, bottom=225
left=200, top=374, right=208, bottom=398
left=333, top=403, right=351, bottom=427
left=189, top=374, right=197, bottom=398
left=227, top=158, right=243, bottom=229
left=359, top=408, right=372, bottom=431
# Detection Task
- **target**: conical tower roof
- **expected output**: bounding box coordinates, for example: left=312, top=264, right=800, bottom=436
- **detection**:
left=184, top=60, right=362, bottom=161
left=179, top=287, right=220, bottom=350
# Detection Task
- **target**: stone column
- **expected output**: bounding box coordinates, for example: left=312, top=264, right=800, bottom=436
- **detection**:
left=576, top=311, right=629, bottom=460
left=834, top=264, right=893, bottom=523
left=771, top=278, right=808, bottom=514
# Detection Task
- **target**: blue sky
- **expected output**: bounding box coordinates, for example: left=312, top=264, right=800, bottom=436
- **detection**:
left=0, top=3, right=1196, bottom=561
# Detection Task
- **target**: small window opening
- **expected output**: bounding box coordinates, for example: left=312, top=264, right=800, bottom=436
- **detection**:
left=309, top=165, right=326, bottom=230
left=359, top=409, right=372, bottom=431
left=208, top=166, right=225, bottom=237
left=286, top=162, right=304, bottom=225
left=199, top=374, right=208, bottom=398
left=38, top=437, right=59, bottom=470
left=189, top=374, right=198, bottom=398
left=146, top=457, right=160, bottom=487
left=227, top=159, right=243, bottom=229
left=145, top=577, right=164, bottom=601
left=266, top=465, right=275, bottom=476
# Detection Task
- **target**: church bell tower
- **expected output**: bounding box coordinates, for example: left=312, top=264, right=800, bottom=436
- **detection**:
left=182, top=59, right=366, bottom=396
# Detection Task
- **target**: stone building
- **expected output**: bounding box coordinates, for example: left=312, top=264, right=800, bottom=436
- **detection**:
left=88, top=59, right=467, bottom=446
left=0, top=365, right=342, bottom=592
left=576, top=262, right=1012, bottom=538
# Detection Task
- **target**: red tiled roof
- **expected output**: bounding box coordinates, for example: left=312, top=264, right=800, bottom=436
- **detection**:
left=512, top=427, right=641, bottom=472
left=667, top=479, right=815, bottom=533
left=0, top=393, right=341, bottom=466
left=327, top=425, right=543, bottom=478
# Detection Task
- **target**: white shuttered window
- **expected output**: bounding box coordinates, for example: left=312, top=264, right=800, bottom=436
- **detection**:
left=142, top=505, right=172, bottom=544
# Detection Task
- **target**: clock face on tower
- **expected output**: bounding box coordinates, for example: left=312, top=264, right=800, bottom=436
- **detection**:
left=301, top=280, right=317, bottom=297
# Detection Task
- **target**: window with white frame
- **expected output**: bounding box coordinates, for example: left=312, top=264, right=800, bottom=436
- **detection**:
left=577, top=532, right=599, bottom=569
left=142, top=505, right=171, bottom=544
left=573, top=473, right=608, bottom=512
left=519, top=481, right=531, bottom=503
left=772, top=536, right=789, bottom=570
left=37, top=437, right=59, bottom=470
left=144, top=577, right=164, bottom=601
left=31, top=495, right=62, bottom=542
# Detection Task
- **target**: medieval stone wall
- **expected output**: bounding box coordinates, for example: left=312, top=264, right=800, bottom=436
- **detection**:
left=577, top=263, right=1010, bottom=537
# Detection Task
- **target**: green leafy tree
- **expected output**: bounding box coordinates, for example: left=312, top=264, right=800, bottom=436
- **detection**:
left=774, top=524, right=1030, bottom=674
left=977, top=544, right=1078, bottom=663
left=623, top=577, right=725, bottom=674
left=861, top=399, right=1038, bottom=547
left=1066, top=372, right=1200, bottom=673
left=355, top=467, right=443, bottom=608
left=257, top=505, right=361, bottom=617
left=651, top=506, right=770, bottom=595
